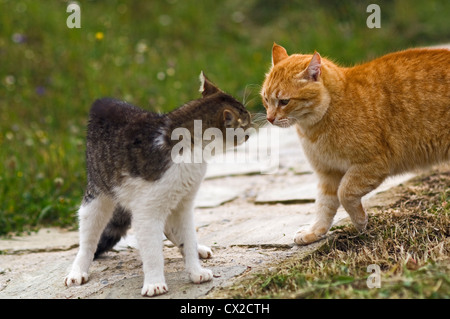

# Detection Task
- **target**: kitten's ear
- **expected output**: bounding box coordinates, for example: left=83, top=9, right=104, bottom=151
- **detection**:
left=223, top=109, right=237, bottom=127
left=305, top=51, right=322, bottom=81
left=272, top=43, right=289, bottom=66
left=199, top=71, right=220, bottom=97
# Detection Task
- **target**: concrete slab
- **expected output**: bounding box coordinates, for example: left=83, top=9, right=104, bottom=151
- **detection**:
left=87, top=265, right=248, bottom=299
left=0, top=228, right=79, bottom=255
left=195, top=202, right=349, bottom=247
left=254, top=184, right=317, bottom=204
left=195, top=185, right=240, bottom=208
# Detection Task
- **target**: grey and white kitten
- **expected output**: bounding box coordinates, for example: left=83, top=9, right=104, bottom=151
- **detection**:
left=64, top=72, right=251, bottom=297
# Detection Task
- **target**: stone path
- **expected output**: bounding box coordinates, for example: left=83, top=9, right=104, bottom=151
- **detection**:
left=0, top=126, right=416, bottom=299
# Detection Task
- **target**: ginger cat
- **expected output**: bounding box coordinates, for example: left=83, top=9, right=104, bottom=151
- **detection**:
left=262, top=43, right=450, bottom=245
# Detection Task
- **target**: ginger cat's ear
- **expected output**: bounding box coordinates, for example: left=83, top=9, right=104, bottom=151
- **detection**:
left=272, top=43, right=289, bottom=66
left=305, top=52, right=322, bottom=81
left=199, top=71, right=220, bottom=97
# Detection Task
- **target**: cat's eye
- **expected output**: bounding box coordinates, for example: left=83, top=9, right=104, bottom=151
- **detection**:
left=278, top=99, right=290, bottom=107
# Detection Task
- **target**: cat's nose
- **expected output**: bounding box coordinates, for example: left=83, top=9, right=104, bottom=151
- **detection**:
left=267, top=116, right=275, bottom=124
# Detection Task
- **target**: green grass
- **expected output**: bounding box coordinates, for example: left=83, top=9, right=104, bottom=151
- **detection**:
left=211, top=170, right=450, bottom=299
left=1, top=0, right=450, bottom=235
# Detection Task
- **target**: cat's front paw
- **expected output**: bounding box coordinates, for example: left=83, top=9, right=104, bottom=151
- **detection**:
left=190, top=268, right=213, bottom=284
left=141, top=282, right=168, bottom=297
left=294, top=229, right=326, bottom=245
left=64, top=270, right=89, bottom=287
left=198, top=244, right=212, bottom=259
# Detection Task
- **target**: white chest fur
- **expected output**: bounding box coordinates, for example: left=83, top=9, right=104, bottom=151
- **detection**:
left=114, top=162, right=207, bottom=212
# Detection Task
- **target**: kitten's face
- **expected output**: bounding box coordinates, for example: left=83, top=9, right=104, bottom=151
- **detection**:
left=199, top=72, right=252, bottom=148
left=261, top=44, right=330, bottom=128
left=221, top=99, right=252, bottom=148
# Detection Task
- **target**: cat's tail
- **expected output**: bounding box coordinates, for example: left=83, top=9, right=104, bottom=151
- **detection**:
left=94, top=205, right=132, bottom=259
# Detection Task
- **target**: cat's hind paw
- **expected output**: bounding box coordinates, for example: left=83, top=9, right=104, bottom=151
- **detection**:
left=190, top=268, right=213, bottom=284
left=198, top=244, right=212, bottom=259
left=352, top=216, right=368, bottom=232
left=141, top=282, right=168, bottom=297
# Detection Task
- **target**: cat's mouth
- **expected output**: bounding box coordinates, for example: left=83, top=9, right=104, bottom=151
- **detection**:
left=272, top=117, right=293, bottom=128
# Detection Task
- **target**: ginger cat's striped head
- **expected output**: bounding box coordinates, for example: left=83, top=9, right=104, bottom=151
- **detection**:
left=261, top=43, right=331, bottom=128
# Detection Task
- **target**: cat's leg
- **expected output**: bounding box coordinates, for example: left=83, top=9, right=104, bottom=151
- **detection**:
left=165, top=215, right=212, bottom=260
left=131, top=204, right=170, bottom=297
left=165, top=196, right=213, bottom=284
left=65, top=194, right=115, bottom=286
left=338, top=164, right=387, bottom=231
left=294, top=171, right=343, bottom=245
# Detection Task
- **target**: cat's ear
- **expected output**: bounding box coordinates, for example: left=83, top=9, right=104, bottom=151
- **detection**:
left=272, top=43, right=289, bottom=66
left=223, top=109, right=237, bottom=127
left=305, top=51, right=322, bottom=81
left=199, top=71, right=220, bottom=97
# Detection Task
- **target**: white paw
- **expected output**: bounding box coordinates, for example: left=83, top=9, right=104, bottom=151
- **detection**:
left=190, top=268, right=213, bottom=284
left=141, top=282, right=168, bottom=297
left=64, top=270, right=89, bottom=287
left=198, top=244, right=212, bottom=259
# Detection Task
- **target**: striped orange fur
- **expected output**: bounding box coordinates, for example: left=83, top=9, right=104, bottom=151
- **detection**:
left=262, top=43, right=450, bottom=245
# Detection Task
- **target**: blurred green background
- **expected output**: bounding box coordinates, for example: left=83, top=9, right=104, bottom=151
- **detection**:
left=0, top=0, right=449, bottom=235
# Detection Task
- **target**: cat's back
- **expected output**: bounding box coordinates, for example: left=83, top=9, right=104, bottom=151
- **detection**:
left=86, top=98, right=172, bottom=186
left=373, top=48, right=450, bottom=67
left=341, top=48, right=449, bottom=125
left=89, top=98, right=160, bottom=126
left=325, top=48, right=450, bottom=172
left=347, top=48, right=450, bottom=97
left=87, top=98, right=167, bottom=142
left=354, top=48, right=450, bottom=71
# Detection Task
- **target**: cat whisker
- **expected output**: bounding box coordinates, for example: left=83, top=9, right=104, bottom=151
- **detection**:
left=242, top=84, right=263, bottom=108
left=242, top=85, right=251, bottom=107
left=250, top=112, right=271, bottom=130
left=244, top=83, right=263, bottom=91
left=244, top=97, right=257, bottom=108
left=251, top=112, right=268, bottom=121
